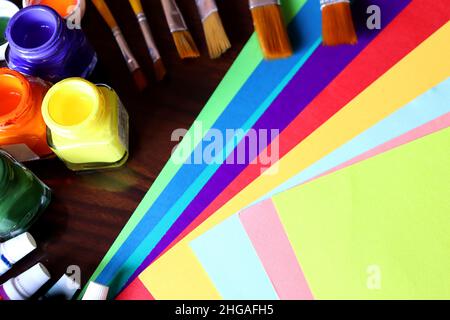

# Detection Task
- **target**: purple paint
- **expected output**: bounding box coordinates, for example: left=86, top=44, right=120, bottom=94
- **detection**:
left=5, top=5, right=96, bottom=83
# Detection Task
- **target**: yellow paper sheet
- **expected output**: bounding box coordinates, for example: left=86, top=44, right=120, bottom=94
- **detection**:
left=140, top=23, right=450, bottom=299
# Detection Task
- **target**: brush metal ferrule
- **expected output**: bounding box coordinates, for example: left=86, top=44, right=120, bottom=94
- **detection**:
left=136, top=13, right=161, bottom=63
left=112, top=26, right=140, bottom=72
left=320, top=0, right=350, bottom=10
left=195, top=0, right=218, bottom=22
left=249, top=0, right=280, bottom=10
left=161, top=0, right=188, bottom=33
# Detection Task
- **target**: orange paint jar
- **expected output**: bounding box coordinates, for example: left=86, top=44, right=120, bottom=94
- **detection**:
left=0, top=68, right=52, bottom=161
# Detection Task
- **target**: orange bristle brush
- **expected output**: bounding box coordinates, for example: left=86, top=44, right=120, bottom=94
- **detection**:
left=195, top=0, right=231, bottom=59
left=92, top=0, right=148, bottom=91
left=249, top=0, right=292, bottom=60
left=321, top=0, right=358, bottom=46
left=161, top=0, right=200, bottom=59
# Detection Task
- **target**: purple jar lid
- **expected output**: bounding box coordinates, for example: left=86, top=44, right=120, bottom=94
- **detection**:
left=5, top=5, right=97, bottom=82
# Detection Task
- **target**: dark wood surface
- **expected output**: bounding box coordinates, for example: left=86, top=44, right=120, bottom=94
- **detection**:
left=0, top=0, right=254, bottom=297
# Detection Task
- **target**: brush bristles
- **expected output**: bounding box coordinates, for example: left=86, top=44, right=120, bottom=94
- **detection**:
left=153, top=58, right=166, bottom=82
left=132, top=68, right=148, bottom=91
left=251, top=5, right=292, bottom=60
left=322, top=2, right=357, bottom=46
left=203, top=12, right=231, bottom=59
left=172, top=30, right=200, bottom=59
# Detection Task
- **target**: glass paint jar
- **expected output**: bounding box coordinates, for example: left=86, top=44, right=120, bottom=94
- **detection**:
left=5, top=5, right=97, bottom=83
left=0, top=68, right=52, bottom=162
left=0, top=150, right=51, bottom=241
left=41, top=78, right=129, bottom=171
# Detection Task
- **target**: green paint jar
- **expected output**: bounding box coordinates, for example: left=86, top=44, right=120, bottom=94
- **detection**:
left=0, top=17, right=8, bottom=46
left=0, top=150, right=51, bottom=241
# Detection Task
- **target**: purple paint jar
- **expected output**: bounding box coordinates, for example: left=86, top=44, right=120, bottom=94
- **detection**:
left=5, top=5, right=97, bottom=83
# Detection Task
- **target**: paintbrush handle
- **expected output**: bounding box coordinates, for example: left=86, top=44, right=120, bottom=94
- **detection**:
left=92, top=0, right=118, bottom=29
left=112, top=27, right=140, bottom=72
left=160, top=0, right=187, bottom=32
left=136, top=13, right=161, bottom=63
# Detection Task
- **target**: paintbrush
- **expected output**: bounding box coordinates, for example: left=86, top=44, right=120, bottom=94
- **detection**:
left=321, top=0, right=357, bottom=46
left=129, top=0, right=166, bottom=81
left=92, top=0, right=147, bottom=90
left=195, top=0, right=230, bottom=59
left=161, top=0, right=199, bottom=59
left=249, top=0, right=292, bottom=60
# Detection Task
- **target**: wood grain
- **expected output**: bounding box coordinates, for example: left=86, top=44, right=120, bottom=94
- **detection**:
left=0, top=0, right=253, bottom=298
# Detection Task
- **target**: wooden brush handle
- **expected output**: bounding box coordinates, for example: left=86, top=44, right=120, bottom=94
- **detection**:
left=129, top=0, right=144, bottom=14
left=92, top=0, right=118, bottom=29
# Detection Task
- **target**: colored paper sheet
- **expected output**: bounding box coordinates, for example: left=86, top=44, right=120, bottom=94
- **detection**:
left=191, top=215, right=279, bottom=300
left=134, top=0, right=441, bottom=277
left=116, top=278, right=154, bottom=301
left=125, top=0, right=411, bottom=288
left=120, top=112, right=450, bottom=300
left=85, top=0, right=309, bottom=292
left=239, top=200, right=313, bottom=300
left=137, top=23, right=450, bottom=299
left=139, top=242, right=222, bottom=300
left=94, top=0, right=323, bottom=296
left=130, top=85, right=450, bottom=300
left=315, top=112, right=450, bottom=181
left=273, top=128, right=450, bottom=299
left=256, top=77, right=450, bottom=201
left=119, top=109, right=450, bottom=300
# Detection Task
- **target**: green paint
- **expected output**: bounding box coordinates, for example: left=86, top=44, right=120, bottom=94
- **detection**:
left=0, top=17, right=8, bottom=46
left=0, top=151, right=51, bottom=241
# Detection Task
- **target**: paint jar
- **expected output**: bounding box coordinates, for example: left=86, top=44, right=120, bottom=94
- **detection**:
left=0, top=150, right=51, bottom=241
left=22, top=0, right=86, bottom=21
left=5, top=5, right=97, bottom=83
left=0, top=68, right=53, bottom=162
left=0, top=0, right=19, bottom=61
left=41, top=78, right=129, bottom=171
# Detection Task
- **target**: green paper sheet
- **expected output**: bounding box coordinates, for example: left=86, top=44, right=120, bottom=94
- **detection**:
left=86, top=0, right=307, bottom=289
left=273, top=127, right=450, bottom=299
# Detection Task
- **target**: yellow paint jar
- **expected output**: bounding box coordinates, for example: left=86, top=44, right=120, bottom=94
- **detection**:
left=41, top=78, right=129, bottom=171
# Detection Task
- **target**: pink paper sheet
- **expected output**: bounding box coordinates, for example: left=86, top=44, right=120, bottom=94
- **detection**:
left=239, top=200, right=313, bottom=300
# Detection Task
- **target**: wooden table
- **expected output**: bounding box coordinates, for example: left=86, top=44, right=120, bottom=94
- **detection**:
left=0, top=0, right=253, bottom=297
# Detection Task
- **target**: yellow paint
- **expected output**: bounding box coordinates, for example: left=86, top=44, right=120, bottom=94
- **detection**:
left=140, top=23, right=450, bottom=298
left=41, top=78, right=128, bottom=171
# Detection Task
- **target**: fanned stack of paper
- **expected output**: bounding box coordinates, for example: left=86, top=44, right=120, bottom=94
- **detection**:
left=84, top=0, right=450, bottom=299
